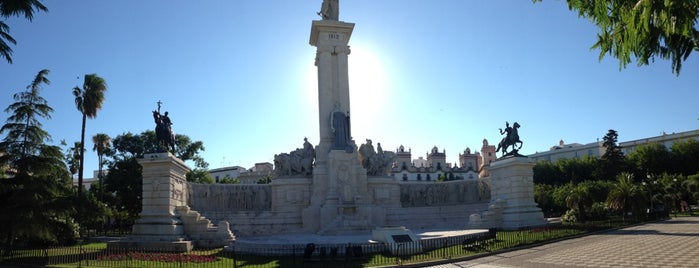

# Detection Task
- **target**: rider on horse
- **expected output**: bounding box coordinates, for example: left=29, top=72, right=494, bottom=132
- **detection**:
left=496, top=121, right=523, bottom=157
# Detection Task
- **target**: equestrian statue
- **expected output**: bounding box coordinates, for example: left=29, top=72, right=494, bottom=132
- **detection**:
left=495, top=121, right=524, bottom=158
left=153, top=101, right=176, bottom=152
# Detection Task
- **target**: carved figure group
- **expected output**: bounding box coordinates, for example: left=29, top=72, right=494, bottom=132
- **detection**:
left=274, top=138, right=316, bottom=176
left=358, top=139, right=396, bottom=176
left=152, top=101, right=175, bottom=152
left=496, top=121, right=523, bottom=157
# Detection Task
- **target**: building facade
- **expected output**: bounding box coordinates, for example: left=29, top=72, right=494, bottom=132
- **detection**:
left=388, top=145, right=480, bottom=181
left=528, top=129, right=699, bottom=162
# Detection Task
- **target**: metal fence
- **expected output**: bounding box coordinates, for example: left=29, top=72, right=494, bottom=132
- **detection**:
left=0, top=220, right=633, bottom=268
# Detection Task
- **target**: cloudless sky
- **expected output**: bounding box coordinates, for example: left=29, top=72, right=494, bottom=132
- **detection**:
left=1, top=1, right=698, bottom=178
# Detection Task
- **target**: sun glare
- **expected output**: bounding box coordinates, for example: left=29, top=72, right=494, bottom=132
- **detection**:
left=302, top=44, right=389, bottom=142
left=348, top=45, right=387, bottom=138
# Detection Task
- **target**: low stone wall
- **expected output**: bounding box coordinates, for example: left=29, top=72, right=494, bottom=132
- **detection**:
left=186, top=178, right=491, bottom=236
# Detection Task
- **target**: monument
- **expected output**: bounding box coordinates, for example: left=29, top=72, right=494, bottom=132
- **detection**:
left=301, top=0, right=385, bottom=234
left=108, top=103, right=234, bottom=252
left=469, top=122, right=547, bottom=229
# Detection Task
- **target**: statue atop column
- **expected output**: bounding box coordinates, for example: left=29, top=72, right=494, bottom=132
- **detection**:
left=152, top=100, right=176, bottom=152
left=495, top=121, right=523, bottom=158
left=318, top=0, right=339, bottom=21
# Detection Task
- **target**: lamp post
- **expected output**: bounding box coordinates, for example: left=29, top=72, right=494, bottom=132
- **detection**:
left=672, top=178, right=679, bottom=217
left=644, top=174, right=658, bottom=218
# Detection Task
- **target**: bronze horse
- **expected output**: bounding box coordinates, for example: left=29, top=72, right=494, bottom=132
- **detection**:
left=496, top=122, right=522, bottom=156
left=153, top=110, right=175, bottom=152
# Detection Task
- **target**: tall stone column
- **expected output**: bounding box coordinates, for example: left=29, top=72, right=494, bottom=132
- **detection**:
left=309, top=20, right=355, bottom=162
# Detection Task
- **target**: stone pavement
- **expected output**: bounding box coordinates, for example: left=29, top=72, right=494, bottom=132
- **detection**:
left=428, top=217, right=699, bottom=268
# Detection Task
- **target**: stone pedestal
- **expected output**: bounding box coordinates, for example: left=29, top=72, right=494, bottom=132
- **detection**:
left=303, top=150, right=384, bottom=234
left=108, top=152, right=192, bottom=252
left=469, top=157, right=546, bottom=230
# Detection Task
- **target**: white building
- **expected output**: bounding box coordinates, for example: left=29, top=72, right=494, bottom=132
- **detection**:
left=529, top=140, right=604, bottom=162
left=389, top=145, right=480, bottom=181
left=209, top=165, right=247, bottom=183
left=620, top=129, right=699, bottom=155
left=209, top=162, right=275, bottom=184
left=528, top=128, right=699, bottom=162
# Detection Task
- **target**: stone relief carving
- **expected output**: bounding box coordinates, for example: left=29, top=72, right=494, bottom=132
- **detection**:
left=358, top=139, right=396, bottom=176
left=188, top=184, right=271, bottom=211
left=274, top=138, right=316, bottom=176
left=399, top=180, right=487, bottom=207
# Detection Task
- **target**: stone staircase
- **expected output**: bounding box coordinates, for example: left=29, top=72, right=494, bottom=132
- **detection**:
left=175, top=206, right=235, bottom=247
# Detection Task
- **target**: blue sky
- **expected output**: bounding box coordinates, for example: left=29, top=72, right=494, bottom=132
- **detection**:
left=1, top=1, right=698, bottom=177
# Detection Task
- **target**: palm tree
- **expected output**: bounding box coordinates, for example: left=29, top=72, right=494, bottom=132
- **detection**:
left=73, top=74, right=107, bottom=196
left=565, top=183, right=592, bottom=222
left=607, top=173, right=644, bottom=220
left=92, top=133, right=110, bottom=201
left=0, top=0, right=49, bottom=63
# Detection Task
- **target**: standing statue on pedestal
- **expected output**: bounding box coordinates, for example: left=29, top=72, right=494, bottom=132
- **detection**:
left=331, top=109, right=354, bottom=153
left=153, top=101, right=176, bottom=152
left=495, top=121, right=523, bottom=158
left=318, top=0, right=339, bottom=20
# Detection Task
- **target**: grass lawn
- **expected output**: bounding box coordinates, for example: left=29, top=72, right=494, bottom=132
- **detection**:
left=1, top=226, right=587, bottom=268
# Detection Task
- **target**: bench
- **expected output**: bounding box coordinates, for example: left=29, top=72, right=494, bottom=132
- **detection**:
left=462, top=228, right=497, bottom=251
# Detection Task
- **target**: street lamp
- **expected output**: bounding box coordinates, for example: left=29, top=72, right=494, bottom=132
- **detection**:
left=672, top=178, right=679, bottom=217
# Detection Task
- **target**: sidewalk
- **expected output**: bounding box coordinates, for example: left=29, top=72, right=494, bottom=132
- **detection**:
left=429, top=217, right=699, bottom=268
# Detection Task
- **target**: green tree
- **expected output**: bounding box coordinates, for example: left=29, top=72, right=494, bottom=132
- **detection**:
left=0, top=0, right=48, bottom=63
left=92, top=133, right=110, bottom=201
left=534, top=160, right=565, bottom=185
left=670, top=139, right=699, bottom=175
left=535, top=0, right=699, bottom=75
left=606, top=172, right=644, bottom=220
left=186, top=168, right=214, bottom=184
left=565, top=183, right=593, bottom=222
left=599, top=129, right=625, bottom=180
left=219, top=176, right=240, bottom=184
left=63, top=140, right=81, bottom=176
left=0, top=69, right=51, bottom=161
left=72, top=74, right=107, bottom=196
left=0, top=69, right=76, bottom=246
left=626, top=142, right=672, bottom=178
left=105, top=130, right=207, bottom=221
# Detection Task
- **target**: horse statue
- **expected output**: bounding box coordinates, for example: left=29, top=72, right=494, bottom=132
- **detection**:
left=496, top=122, right=523, bottom=157
left=153, top=110, right=175, bottom=152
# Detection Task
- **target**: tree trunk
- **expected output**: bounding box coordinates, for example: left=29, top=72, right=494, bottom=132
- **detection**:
left=77, top=113, right=86, bottom=196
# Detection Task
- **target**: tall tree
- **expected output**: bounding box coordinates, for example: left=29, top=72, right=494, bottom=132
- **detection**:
left=92, top=133, right=110, bottom=201
left=600, top=129, right=625, bottom=180
left=0, top=0, right=48, bottom=63
left=0, top=69, right=52, bottom=165
left=73, top=74, right=107, bottom=196
left=0, top=69, right=76, bottom=246
left=535, top=0, right=699, bottom=75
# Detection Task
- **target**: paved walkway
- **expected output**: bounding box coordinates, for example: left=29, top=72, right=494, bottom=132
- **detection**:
left=429, top=217, right=699, bottom=268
